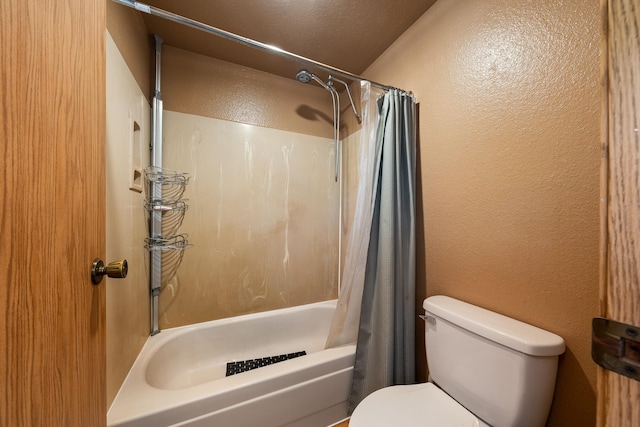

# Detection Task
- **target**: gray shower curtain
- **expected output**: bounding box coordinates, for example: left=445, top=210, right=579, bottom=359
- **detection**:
left=348, top=89, right=417, bottom=413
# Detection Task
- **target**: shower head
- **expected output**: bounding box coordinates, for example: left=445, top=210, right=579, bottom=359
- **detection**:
left=295, top=69, right=361, bottom=123
left=295, top=69, right=330, bottom=91
left=296, top=69, right=313, bottom=84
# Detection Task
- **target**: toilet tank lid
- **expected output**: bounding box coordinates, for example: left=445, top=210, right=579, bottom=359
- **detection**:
left=423, top=296, right=566, bottom=356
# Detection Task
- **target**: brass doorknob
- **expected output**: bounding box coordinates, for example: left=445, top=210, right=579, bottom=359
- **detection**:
left=91, top=258, right=128, bottom=285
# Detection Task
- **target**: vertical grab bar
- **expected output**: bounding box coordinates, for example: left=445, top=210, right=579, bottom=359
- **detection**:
left=150, top=35, right=163, bottom=335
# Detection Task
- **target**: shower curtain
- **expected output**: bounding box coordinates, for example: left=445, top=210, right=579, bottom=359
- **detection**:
left=325, top=81, right=382, bottom=349
left=347, top=88, right=417, bottom=412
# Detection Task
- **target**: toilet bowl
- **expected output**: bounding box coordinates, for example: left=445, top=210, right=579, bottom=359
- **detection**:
left=349, top=296, right=565, bottom=427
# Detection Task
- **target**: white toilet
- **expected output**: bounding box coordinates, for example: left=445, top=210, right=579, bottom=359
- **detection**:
left=350, top=295, right=565, bottom=427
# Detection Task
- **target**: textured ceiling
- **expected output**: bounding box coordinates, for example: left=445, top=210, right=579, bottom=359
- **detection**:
left=141, top=0, right=436, bottom=83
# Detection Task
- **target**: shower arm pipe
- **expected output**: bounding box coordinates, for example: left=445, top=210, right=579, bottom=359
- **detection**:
left=111, top=0, right=405, bottom=93
left=327, top=84, right=342, bottom=292
left=332, top=87, right=340, bottom=183
left=329, top=76, right=361, bottom=122
left=302, top=71, right=341, bottom=182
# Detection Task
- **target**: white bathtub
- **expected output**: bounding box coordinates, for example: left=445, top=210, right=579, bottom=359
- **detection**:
left=107, top=300, right=355, bottom=427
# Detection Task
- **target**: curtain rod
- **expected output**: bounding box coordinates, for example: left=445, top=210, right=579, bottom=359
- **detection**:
left=111, top=0, right=404, bottom=92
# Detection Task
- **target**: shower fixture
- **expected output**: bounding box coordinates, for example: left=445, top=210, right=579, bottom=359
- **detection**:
left=328, top=76, right=362, bottom=122
left=296, top=69, right=361, bottom=121
left=295, top=69, right=314, bottom=84
left=296, top=69, right=361, bottom=182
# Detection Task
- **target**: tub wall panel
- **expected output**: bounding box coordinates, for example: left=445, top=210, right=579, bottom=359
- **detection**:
left=105, top=31, right=151, bottom=407
left=161, top=111, right=339, bottom=327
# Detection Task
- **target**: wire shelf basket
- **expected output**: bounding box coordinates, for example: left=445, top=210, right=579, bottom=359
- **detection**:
left=145, top=166, right=190, bottom=201
left=144, top=166, right=192, bottom=286
left=145, top=234, right=193, bottom=286
left=144, top=199, right=189, bottom=236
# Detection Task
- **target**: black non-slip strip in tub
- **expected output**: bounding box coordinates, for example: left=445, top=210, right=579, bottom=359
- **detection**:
left=225, top=351, right=307, bottom=377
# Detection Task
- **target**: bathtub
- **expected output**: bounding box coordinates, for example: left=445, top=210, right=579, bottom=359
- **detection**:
left=107, top=300, right=356, bottom=427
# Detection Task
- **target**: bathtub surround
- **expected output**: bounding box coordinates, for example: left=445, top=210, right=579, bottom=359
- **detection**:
left=160, top=111, right=339, bottom=326
left=105, top=31, right=152, bottom=406
left=148, top=43, right=346, bottom=329
left=106, top=1, right=155, bottom=408
left=106, top=2, right=338, bottom=404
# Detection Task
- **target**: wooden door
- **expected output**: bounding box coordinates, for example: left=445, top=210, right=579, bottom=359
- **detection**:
left=0, top=1, right=106, bottom=426
left=598, top=0, right=640, bottom=425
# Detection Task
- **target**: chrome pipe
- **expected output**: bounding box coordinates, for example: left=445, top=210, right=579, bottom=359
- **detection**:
left=330, top=76, right=362, bottom=122
left=331, top=86, right=341, bottom=182
left=110, top=0, right=405, bottom=92
left=149, top=35, right=164, bottom=336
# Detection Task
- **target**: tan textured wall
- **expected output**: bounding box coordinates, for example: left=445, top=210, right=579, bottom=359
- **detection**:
left=105, top=32, right=151, bottom=407
left=107, top=1, right=152, bottom=100
left=163, top=46, right=335, bottom=138
left=365, top=0, right=601, bottom=426
left=363, top=1, right=601, bottom=426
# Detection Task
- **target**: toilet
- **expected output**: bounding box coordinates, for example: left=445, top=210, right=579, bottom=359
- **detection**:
left=350, top=295, right=565, bottom=427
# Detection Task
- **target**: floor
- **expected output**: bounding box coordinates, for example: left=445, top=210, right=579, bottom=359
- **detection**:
left=333, top=419, right=350, bottom=427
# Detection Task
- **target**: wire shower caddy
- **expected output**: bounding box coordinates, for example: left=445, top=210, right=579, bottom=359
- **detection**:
left=144, top=166, right=192, bottom=286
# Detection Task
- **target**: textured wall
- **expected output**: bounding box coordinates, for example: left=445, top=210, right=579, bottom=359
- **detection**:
left=107, top=1, right=152, bottom=100
left=162, top=46, right=335, bottom=138
left=363, top=1, right=601, bottom=426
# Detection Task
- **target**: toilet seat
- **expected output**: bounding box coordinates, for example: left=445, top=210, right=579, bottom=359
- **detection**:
left=349, top=382, right=488, bottom=427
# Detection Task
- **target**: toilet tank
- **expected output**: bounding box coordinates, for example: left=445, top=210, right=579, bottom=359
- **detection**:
left=423, top=296, right=565, bottom=427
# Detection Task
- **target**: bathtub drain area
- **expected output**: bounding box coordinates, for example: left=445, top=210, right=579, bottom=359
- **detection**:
left=225, top=351, right=307, bottom=376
